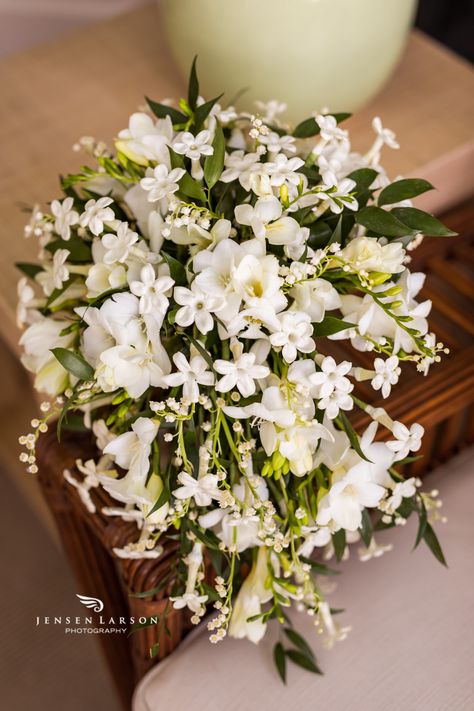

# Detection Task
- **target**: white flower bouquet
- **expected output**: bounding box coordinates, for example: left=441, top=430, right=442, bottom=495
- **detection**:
left=18, top=60, right=453, bottom=679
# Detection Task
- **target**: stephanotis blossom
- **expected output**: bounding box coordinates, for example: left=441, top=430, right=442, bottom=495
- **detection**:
left=163, top=352, right=214, bottom=402
left=18, top=63, right=451, bottom=680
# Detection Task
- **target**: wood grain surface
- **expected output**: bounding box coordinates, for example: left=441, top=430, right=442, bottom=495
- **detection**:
left=0, top=4, right=473, bottom=357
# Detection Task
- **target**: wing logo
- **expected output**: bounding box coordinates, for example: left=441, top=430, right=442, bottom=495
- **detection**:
left=76, top=594, right=104, bottom=613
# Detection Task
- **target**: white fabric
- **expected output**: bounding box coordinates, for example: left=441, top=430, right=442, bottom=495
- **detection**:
left=134, top=448, right=474, bottom=711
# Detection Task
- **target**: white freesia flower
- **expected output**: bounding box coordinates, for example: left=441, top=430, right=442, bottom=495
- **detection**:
left=194, top=238, right=264, bottom=322
left=19, top=317, right=73, bottom=395
left=174, top=283, right=223, bottom=334
left=171, top=542, right=208, bottom=612
left=317, top=467, right=385, bottom=531
left=96, top=343, right=171, bottom=398
left=85, top=238, right=128, bottom=297
left=76, top=305, right=114, bottom=367
left=276, top=421, right=333, bottom=476
left=79, top=197, right=115, bottom=236
left=116, top=112, right=173, bottom=166
left=229, top=548, right=272, bottom=644
left=318, top=601, right=352, bottom=649
left=129, top=263, right=174, bottom=315
left=335, top=270, right=431, bottom=354
left=50, top=197, right=78, bottom=240
left=223, top=385, right=296, bottom=428
left=103, top=417, right=158, bottom=482
left=290, top=278, right=341, bottom=323
left=298, top=527, right=332, bottom=558
left=140, top=164, right=185, bottom=203
left=163, top=352, right=214, bottom=402
left=340, top=235, right=405, bottom=274
left=269, top=311, right=315, bottom=363
left=232, top=253, right=286, bottom=314
left=235, top=196, right=301, bottom=246
left=168, top=217, right=231, bottom=252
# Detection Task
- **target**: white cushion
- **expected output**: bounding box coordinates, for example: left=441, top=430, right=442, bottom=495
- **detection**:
left=134, top=449, right=474, bottom=711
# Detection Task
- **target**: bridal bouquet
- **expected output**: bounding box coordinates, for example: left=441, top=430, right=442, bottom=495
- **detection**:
left=18, top=61, right=452, bottom=678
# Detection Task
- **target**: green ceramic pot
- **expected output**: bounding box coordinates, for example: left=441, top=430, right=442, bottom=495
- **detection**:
left=161, top=0, right=417, bottom=121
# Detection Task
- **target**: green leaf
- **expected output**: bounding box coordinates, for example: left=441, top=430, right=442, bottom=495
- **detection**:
left=359, top=508, right=373, bottom=547
left=413, top=502, right=427, bottom=549
left=60, top=413, right=87, bottom=432
left=378, top=178, right=434, bottom=206
left=56, top=386, right=78, bottom=441
left=292, top=117, right=319, bottom=139
left=327, top=215, right=342, bottom=246
left=292, top=112, right=351, bottom=138
left=391, top=207, right=457, bottom=236
left=161, top=251, right=187, bottom=284
left=178, top=172, right=207, bottom=203
left=273, top=643, right=287, bottom=684
left=422, top=522, right=447, bottom=567
left=51, top=348, right=94, bottom=380
left=314, top=316, right=355, bottom=336
left=299, top=556, right=340, bottom=576
left=331, top=112, right=352, bottom=125
left=128, top=617, right=159, bottom=637
left=148, top=478, right=170, bottom=517
left=286, top=649, right=323, bottom=675
left=284, top=628, right=315, bottom=660
left=46, top=237, right=92, bottom=262
left=194, top=94, right=223, bottom=132
left=183, top=333, right=214, bottom=369
left=130, top=579, right=170, bottom=598
left=146, top=97, right=187, bottom=125
left=336, top=412, right=372, bottom=463
left=187, top=520, right=221, bottom=548
left=347, top=168, right=379, bottom=192
left=188, top=56, right=199, bottom=109
left=355, top=206, right=415, bottom=238
left=168, top=146, right=185, bottom=170
left=332, top=529, right=346, bottom=563
left=16, top=262, right=43, bottom=279
left=150, top=642, right=160, bottom=658
left=204, top=123, right=225, bottom=189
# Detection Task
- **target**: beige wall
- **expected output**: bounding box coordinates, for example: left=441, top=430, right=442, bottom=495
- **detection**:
left=0, top=0, right=148, bottom=57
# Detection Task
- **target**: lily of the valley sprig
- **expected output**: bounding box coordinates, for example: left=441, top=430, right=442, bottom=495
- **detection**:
left=18, top=59, right=452, bottom=681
